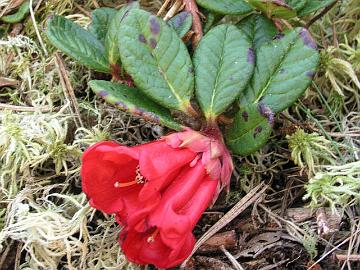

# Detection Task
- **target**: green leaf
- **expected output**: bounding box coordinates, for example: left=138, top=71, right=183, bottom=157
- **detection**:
left=167, top=11, right=192, bottom=38
left=225, top=103, right=274, bottom=155
left=46, top=15, right=110, bottom=73
left=246, top=0, right=297, bottom=19
left=285, top=0, right=308, bottom=12
left=203, top=12, right=224, bottom=34
left=118, top=9, right=194, bottom=112
left=89, top=80, right=182, bottom=130
left=196, top=0, right=253, bottom=15
left=194, top=24, right=254, bottom=120
left=105, top=2, right=139, bottom=65
left=1, top=0, right=30, bottom=23
left=297, top=0, right=336, bottom=17
left=240, top=27, right=319, bottom=113
left=88, top=7, right=117, bottom=43
left=236, top=14, right=277, bottom=50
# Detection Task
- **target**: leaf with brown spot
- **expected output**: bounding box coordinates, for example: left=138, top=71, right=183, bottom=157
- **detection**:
left=225, top=103, right=273, bottom=155
left=118, top=9, right=194, bottom=112
left=89, top=80, right=182, bottom=130
left=239, top=27, right=319, bottom=113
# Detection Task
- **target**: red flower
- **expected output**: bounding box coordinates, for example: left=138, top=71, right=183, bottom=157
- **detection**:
left=81, top=128, right=233, bottom=268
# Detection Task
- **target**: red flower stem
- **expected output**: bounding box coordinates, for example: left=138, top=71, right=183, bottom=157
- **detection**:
left=183, top=0, right=203, bottom=48
left=186, top=103, right=200, bottom=118
left=110, top=64, right=134, bottom=87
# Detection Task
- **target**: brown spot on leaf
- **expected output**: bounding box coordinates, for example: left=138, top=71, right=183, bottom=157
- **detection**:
left=150, top=38, right=157, bottom=49
left=254, top=126, right=263, bottom=138
left=115, top=101, right=128, bottom=111
left=247, top=48, right=255, bottom=64
left=172, top=11, right=189, bottom=28
left=306, top=70, right=315, bottom=78
left=274, top=33, right=285, bottom=40
left=138, top=34, right=147, bottom=43
left=150, top=16, right=160, bottom=35
left=98, top=91, right=108, bottom=97
left=242, top=111, right=249, bottom=122
left=258, top=103, right=275, bottom=125
left=300, top=28, right=317, bottom=50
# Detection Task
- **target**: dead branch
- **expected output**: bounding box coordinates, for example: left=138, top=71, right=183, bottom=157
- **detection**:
left=54, top=53, right=84, bottom=128
left=183, top=0, right=203, bottom=48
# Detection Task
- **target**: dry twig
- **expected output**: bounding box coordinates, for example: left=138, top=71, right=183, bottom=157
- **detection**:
left=54, top=53, right=84, bottom=128
left=221, top=245, right=245, bottom=270
left=183, top=0, right=203, bottom=48
left=0, top=103, right=52, bottom=112
left=181, top=183, right=268, bottom=268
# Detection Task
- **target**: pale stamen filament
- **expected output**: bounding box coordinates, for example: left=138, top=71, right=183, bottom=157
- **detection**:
left=114, top=165, right=147, bottom=188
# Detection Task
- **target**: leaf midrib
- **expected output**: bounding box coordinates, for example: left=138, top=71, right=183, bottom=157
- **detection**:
left=133, top=14, right=186, bottom=108
left=208, top=27, right=228, bottom=117
left=253, top=31, right=298, bottom=104
left=48, top=19, right=109, bottom=71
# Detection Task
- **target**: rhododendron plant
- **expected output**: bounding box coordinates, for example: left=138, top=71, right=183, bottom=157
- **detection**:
left=46, top=0, right=321, bottom=267
left=81, top=128, right=233, bottom=268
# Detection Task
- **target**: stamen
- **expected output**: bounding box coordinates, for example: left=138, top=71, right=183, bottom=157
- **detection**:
left=147, top=229, right=159, bottom=243
left=114, top=165, right=147, bottom=188
left=114, top=181, right=137, bottom=188
left=135, top=165, right=146, bottom=184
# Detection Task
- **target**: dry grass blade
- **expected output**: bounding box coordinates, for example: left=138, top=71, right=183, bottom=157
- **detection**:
left=181, top=183, right=268, bottom=268
left=0, top=103, right=52, bottom=112
left=55, top=53, right=84, bottom=128
left=221, top=245, right=245, bottom=270
left=156, top=0, right=172, bottom=16
left=164, top=0, right=184, bottom=21
left=307, top=231, right=359, bottom=269
left=29, top=0, right=48, bottom=56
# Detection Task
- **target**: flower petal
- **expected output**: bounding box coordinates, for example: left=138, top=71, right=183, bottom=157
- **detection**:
left=138, top=140, right=197, bottom=202
left=148, top=162, right=217, bottom=249
left=81, top=141, right=139, bottom=213
left=120, top=227, right=195, bottom=268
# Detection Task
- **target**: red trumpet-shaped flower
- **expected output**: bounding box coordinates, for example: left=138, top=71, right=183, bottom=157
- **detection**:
left=81, top=127, right=233, bottom=268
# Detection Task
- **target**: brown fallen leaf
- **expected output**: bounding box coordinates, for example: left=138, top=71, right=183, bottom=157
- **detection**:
left=0, top=77, right=18, bottom=87
left=199, top=230, right=237, bottom=253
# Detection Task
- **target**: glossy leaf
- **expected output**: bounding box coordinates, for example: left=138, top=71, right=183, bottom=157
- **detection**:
left=236, top=14, right=277, bottom=50
left=225, top=103, right=274, bottom=155
left=105, top=2, right=139, bottom=65
left=46, top=15, right=110, bottom=73
left=1, top=0, right=30, bottom=23
left=118, top=9, right=194, bottom=112
left=246, top=0, right=296, bottom=19
left=88, top=7, right=117, bottom=43
left=297, top=0, right=336, bottom=17
left=285, top=0, right=307, bottom=12
left=89, top=80, right=182, bottom=130
left=240, top=28, right=319, bottom=113
left=196, top=0, right=253, bottom=15
left=167, top=11, right=192, bottom=38
left=194, top=24, right=254, bottom=120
